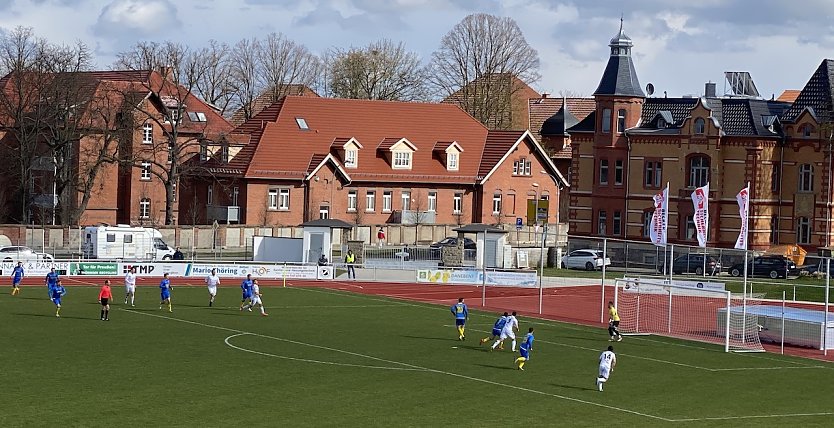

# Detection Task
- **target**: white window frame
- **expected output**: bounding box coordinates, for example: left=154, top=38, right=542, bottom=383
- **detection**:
left=139, top=198, right=151, bottom=219
left=401, top=191, right=411, bottom=211
left=393, top=151, right=412, bottom=169
left=278, top=189, right=290, bottom=210
left=799, top=164, right=814, bottom=192
left=685, top=215, right=696, bottom=240
left=614, top=159, right=623, bottom=185
left=694, top=118, right=705, bottom=134
left=347, top=190, right=357, bottom=212
left=365, top=191, right=375, bottom=212
left=797, top=217, right=811, bottom=244
left=382, top=191, right=392, bottom=212
left=319, top=205, right=329, bottom=219
left=689, top=156, right=709, bottom=188
left=427, top=191, right=437, bottom=212
left=207, top=186, right=213, bottom=205
left=232, top=187, right=239, bottom=206
left=453, top=193, right=462, bottom=214
left=447, top=152, right=458, bottom=171
left=597, top=210, right=607, bottom=235
left=599, top=159, right=609, bottom=185
left=268, top=189, right=279, bottom=210
left=345, top=149, right=357, bottom=168
left=142, top=122, right=153, bottom=144
left=140, top=162, right=151, bottom=180
left=616, top=109, right=626, bottom=133
left=492, top=193, right=502, bottom=215
left=643, top=211, right=652, bottom=237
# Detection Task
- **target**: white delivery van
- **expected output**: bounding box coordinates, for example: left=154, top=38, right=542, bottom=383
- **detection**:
left=82, top=225, right=176, bottom=260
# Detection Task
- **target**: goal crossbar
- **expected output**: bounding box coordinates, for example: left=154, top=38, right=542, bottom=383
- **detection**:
left=613, top=278, right=764, bottom=353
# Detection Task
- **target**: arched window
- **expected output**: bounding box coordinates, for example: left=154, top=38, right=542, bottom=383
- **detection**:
left=694, top=118, right=705, bottom=134
left=799, top=124, right=814, bottom=138
left=798, top=164, right=814, bottom=192
left=617, top=109, right=626, bottom=133
left=688, top=156, right=710, bottom=188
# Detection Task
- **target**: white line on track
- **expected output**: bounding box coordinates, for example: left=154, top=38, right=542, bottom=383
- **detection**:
left=121, top=306, right=834, bottom=422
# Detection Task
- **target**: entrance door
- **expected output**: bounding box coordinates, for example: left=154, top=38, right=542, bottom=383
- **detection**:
left=309, top=233, right=324, bottom=263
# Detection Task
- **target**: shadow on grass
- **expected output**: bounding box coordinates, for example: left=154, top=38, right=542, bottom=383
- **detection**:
left=13, top=312, right=100, bottom=321
left=402, top=335, right=454, bottom=342
left=551, top=383, right=597, bottom=392
left=473, top=363, right=517, bottom=371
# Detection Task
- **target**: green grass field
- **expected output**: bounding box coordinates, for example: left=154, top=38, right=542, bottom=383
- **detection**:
left=2, top=284, right=833, bottom=427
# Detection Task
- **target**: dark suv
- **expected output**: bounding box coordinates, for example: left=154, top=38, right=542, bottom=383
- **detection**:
left=728, top=256, right=799, bottom=279
left=670, top=254, right=721, bottom=275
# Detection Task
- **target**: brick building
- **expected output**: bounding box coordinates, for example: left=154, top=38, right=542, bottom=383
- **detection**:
left=442, top=73, right=541, bottom=131
left=567, top=23, right=834, bottom=250
left=186, top=96, right=567, bottom=227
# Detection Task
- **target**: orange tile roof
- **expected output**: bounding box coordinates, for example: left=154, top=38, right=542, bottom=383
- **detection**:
left=528, top=97, right=596, bottom=138
left=228, top=85, right=319, bottom=127
left=236, top=96, right=490, bottom=183
left=777, top=89, right=801, bottom=103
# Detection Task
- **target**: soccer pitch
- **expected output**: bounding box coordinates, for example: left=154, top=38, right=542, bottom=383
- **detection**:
left=2, top=283, right=833, bottom=427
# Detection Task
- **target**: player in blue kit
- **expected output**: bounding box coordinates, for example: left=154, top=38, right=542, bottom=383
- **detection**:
left=159, top=273, right=172, bottom=312
left=45, top=268, right=59, bottom=300
left=51, top=279, right=66, bottom=317
left=515, top=327, right=535, bottom=370
left=239, top=274, right=253, bottom=311
left=480, top=312, right=508, bottom=347
left=10, top=261, right=24, bottom=295
left=450, top=298, right=469, bottom=340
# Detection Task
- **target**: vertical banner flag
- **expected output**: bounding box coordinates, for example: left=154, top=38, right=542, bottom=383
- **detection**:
left=650, top=184, right=669, bottom=247
left=734, top=185, right=750, bottom=250
left=690, top=183, right=710, bottom=247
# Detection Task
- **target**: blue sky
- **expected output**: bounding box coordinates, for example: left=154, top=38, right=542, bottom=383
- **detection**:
left=2, top=0, right=834, bottom=98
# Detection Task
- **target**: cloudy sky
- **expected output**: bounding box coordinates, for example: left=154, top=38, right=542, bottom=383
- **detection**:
left=2, top=0, right=834, bottom=98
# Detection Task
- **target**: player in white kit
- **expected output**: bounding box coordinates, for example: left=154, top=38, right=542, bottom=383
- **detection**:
left=205, top=269, right=221, bottom=307
left=124, top=267, right=137, bottom=306
left=241, top=279, right=268, bottom=316
left=596, top=345, right=617, bottom=392
left=491, top=311, right=519, bottom=351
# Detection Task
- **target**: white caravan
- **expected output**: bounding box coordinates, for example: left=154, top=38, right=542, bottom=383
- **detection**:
left=82, top=225, right=175, bottom=260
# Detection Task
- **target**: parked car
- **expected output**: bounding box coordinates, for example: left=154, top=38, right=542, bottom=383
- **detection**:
left=670, top=254, right=722, bottom=276
left=561, top=249, right=612, bottom=271
left=0, top=246, right=54, bottom=263
left=728, top=256, right=799, bottom=279
left=430, top=237, right=476, bottom=250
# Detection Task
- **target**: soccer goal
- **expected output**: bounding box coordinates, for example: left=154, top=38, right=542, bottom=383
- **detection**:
left=613, top=278, right=764, bottom=353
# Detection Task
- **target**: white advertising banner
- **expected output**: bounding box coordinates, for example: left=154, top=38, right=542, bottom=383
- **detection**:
left=0, top=261, right=71, bottom=276
left=416, top=269, right=537, bottom=287
left=119, top=262, right=191, bottom=277
left=734, top=186, right=750, bottom=250
left=190, top=263, right=323, bottom=280
left=650, top=184, right=669, bottom=247
left=623, top=277, right=725, bottom=294
left=691, top=183, right=709, bottom=247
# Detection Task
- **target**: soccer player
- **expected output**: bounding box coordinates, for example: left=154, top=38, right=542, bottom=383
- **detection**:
left=608, top=301, right=623, bottom=341
left=124, top=267, right=137, bottom=306
left=492, top=311, right=519, bottom=351
left=99, top=279, right=113, bottom=321
left=480, top=312, right=508, bottom=346
left=45, top=267, right=60, bottom=300
left=10, top=261, right=24, bottom=295
left=205, top=268, right=220, bottom=307
left=159, top=273, right=173, bottom=312
left=596, top=345, right=617, bottom=392
left=51, top=279, right=66, bottom=317
left=515, top=327, right=535, bottom=370
left=241, top=279, right=268, bottom=316
left=450, top=298, right=469, bottom=340
left=239, top=274, right=253, bottom=311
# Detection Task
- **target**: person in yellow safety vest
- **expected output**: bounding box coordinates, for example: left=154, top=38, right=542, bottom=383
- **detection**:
left=345, top=249, right=357, bottom=279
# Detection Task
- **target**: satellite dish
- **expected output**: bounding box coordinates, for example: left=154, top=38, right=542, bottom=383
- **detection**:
left=646, top=83, right=655, bottom=96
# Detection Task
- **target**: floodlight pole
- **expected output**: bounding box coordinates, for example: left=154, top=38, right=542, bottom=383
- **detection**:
left=599, top=237, right=607, bottom=322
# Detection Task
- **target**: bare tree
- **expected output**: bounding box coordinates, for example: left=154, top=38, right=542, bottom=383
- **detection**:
left=428, top=13, right=540, bottom=129
left=228, top=37, right=260, bottom=122
left=321, top=39, right=427, bottom=101
left=558, top=89, right=584, bottom=98
left=189, top=40, right=235, bottom=116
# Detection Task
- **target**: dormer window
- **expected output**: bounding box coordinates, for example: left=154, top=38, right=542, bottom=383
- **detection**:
left=295, top=117, right=309, bottom=130
left=799, top=124, right=814, bottom=138
left=447, top=152, right=458, bottom=171
left=657, top=117, right=667, bottom=128
left=345, top=149, right=357, bottom=168
left=393, top=151, right=412, bottom=168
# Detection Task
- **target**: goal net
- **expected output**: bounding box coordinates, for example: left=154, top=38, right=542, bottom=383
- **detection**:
left=613, top=278, right=764, bottom=352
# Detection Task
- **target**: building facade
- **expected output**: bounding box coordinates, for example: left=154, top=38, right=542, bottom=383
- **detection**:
left=568, top=24, right=834, bottom=250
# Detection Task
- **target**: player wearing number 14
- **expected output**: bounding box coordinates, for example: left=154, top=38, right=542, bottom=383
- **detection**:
left=596, top=346, right=617, bottom=392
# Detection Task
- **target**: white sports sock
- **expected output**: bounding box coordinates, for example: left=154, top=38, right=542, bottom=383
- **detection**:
left=259, top=305, right=265, bottom=314
left=130, top=295, right=134, bottom=305
left=511, top=339, right=517, bottom=351
left=491, top=340, right=501, bottom=349
left=598, top=377, right=607, bottom=383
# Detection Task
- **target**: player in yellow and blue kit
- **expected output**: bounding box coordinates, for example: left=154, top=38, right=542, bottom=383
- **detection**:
left=450, top=298, right=468, bottom=340
left=51, top=280, right=66, bottom=317
left=480, top=312, right=508, bottom=346
left=515, top=327, right=534, bottom=370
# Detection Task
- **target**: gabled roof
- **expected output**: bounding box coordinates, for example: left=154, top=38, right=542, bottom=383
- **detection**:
left=330, top=137, right=363, bottom=149
left=235, top=96, right=490, bottom=183
left=306, top=153, right=351, bottom=183
left=478, top=130, right=568, bottom=188
left=377, top=137, right=417, bottom=151
left=782, top=59, right=834, bottom=123
left=432, top=141, right=464, bottom=152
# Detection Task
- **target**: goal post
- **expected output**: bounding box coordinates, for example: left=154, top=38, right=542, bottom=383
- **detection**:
left=613, top=277, right=764, bottom=353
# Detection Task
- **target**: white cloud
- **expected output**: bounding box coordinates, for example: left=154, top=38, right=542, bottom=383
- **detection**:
left=93, top=0, right=181, bottom=38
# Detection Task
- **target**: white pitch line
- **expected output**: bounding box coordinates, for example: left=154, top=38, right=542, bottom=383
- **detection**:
left=224, top=333, right=424, bottom=371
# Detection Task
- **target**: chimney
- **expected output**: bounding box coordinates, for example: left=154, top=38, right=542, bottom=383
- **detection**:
left=541, top=92, right=549, bottom=99
left=159, top=65, right=175, bottom=82
left=705, top=82, right=716, bottom=98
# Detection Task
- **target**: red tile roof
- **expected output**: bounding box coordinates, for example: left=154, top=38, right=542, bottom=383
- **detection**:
left=377, top=137, right=408, bottom=151
left=777, top=89, right=801, bottom=103
left=228, top=85, right=319, bottom=127
left=478, top=130, right=525, bottom=178
left=235, top=96, right=490, bottom=183
left=528, top=97, right=596, bottom=139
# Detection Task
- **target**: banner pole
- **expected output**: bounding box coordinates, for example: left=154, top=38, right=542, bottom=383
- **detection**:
left=742, top=181, right=750, bottom=331
left=781, top=290, right=786, bottom=355
left=599, top=237, right=607, bottom=321
left=825, top=258, right=830, bottom=356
